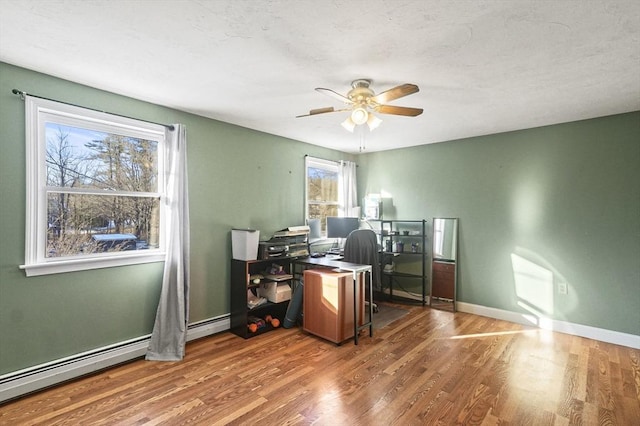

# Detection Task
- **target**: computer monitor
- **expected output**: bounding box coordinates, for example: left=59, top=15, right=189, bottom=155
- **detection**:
left=326, top=217, right=360, bottom=239
left=307, top=218, right=322, bottom=243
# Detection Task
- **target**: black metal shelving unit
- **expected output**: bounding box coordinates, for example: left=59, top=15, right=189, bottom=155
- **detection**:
left=374, top=219, right=427, bottom=305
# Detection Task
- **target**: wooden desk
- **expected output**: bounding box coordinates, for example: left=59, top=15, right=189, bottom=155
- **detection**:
left=294, top=257, right=373, bottom=344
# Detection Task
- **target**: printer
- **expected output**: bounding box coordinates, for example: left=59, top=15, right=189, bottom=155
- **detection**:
left=258, top=241, right=289, bottom=259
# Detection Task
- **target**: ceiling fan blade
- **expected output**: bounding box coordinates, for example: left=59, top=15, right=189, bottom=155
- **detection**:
left=296, top=106, right=349, bottom=118
left=315, top=88, right=352, bottom=104
left=375, top=104, right=424, bottom=117
left=370, top=84, right=419, bottom=104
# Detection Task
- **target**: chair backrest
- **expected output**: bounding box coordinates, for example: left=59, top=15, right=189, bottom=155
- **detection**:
left=343, top=229, right=381, bottom=290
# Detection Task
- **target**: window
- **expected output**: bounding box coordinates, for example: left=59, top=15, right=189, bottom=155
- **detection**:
left=21, top=97, right=167, bottom=276
left=305, top=156, right=339, bottom=236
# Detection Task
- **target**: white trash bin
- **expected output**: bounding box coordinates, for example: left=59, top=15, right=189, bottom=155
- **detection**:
left=231, top=229, right=260, bottom=260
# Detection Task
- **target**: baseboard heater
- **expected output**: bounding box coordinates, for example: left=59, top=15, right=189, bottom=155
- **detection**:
left=0, top=314, right=230, bottom=404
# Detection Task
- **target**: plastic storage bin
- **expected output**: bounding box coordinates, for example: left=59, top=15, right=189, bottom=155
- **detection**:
left=232, top=229, right=260, bottom=260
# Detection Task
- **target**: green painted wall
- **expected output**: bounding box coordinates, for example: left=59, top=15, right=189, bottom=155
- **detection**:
left=1, top=61, right=638, bottom=377
left=0, top=62, right=353, bottom=374
left=358, top=112, right=640, bottom=334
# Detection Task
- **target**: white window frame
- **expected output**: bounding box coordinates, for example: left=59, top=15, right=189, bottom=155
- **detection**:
left=20, top=97, right=167, bottom=277
left=305, top=156, right=341, bottom=238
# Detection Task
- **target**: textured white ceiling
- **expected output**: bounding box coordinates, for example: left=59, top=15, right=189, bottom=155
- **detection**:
left=1, top=0, right=639, bottom=153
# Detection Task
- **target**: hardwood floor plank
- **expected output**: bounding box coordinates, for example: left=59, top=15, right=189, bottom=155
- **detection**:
left=557, top=353, right=580, bottom=418
left=568, top=397, right=585, bottom=425
left=575, top=343, right=591, bottom=402
left=455, top=382, right=495, bottom=425
left=597, top=349, right=615, bottom=411
left=1, top=303, right=639, bottom=425
left=208, top=395, right=269, bottom=426
left=629, top=348, right=640, bottom=401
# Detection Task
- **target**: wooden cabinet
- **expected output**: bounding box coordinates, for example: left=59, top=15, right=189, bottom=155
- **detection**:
left=230, top=258, right=293, bottom=339
left=431, top=260, right=455, bottom=300
left=303, top=269, right=364, bottom=344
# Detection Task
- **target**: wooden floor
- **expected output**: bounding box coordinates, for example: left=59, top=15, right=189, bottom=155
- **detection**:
left=1, top=303, right=639, bottom=425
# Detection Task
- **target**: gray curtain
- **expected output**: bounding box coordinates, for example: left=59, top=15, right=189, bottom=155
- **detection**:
left=339, top=160, right=358, bottom=217
left=146, top=124, right=190, bottom=361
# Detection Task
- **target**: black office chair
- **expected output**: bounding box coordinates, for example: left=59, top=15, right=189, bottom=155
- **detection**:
left=342, top=229, right=380, bottom=313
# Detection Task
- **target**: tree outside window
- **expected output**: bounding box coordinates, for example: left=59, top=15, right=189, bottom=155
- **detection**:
left=45, top=124, right=160, bottom=257
left=305, top=157, right=339, bottom=234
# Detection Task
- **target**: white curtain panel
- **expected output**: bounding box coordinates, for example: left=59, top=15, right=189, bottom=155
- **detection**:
left=146, top=124, right=190, bottom=361
left=339, top=160, right=358, bottom=217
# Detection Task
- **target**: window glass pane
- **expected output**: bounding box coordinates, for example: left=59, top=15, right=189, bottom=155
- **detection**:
left=45, top=123, right=158, bottom=192
left=46, top=193, right=160, bottom=258
left=307, top=166, right=338, bottom=203
left=306, top=158, right=342, bottom=237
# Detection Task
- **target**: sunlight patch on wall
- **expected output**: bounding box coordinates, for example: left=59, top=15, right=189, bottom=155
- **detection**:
left=511, top=253, right=554, bottom=318
left=511, top=246, right=577, bottom=324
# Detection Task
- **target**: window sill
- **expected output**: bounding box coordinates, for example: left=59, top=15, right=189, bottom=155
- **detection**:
left=20, top=252, right=166, bottom=277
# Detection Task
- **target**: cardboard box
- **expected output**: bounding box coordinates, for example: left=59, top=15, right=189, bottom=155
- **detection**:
left=258, top=282, right=292, bottom=303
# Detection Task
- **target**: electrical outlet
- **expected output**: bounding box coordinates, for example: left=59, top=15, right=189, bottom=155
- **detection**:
left=558, top=282, right=568, bottom=295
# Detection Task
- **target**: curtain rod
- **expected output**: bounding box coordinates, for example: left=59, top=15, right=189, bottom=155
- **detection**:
left=11, top=89, right=175, bottom=131
left=305, top=154, right=358, bottom=167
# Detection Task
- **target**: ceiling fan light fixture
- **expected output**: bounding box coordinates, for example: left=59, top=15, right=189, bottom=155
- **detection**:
left=341, top=116, right=356, bottom=132
left=350, top=107, right=368, bottom=125
left=367, top=113, right=382, bottom=131
left=300, top=79, right=422, bottom=136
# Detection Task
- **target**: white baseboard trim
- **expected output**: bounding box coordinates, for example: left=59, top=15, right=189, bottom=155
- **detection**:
left=456, top=302, right=640, bottom=349
left=0, top=314, right=230, bottom=403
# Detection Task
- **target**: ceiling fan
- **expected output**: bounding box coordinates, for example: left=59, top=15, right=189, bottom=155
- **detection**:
left=297, top=79, right=423, bottom=132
